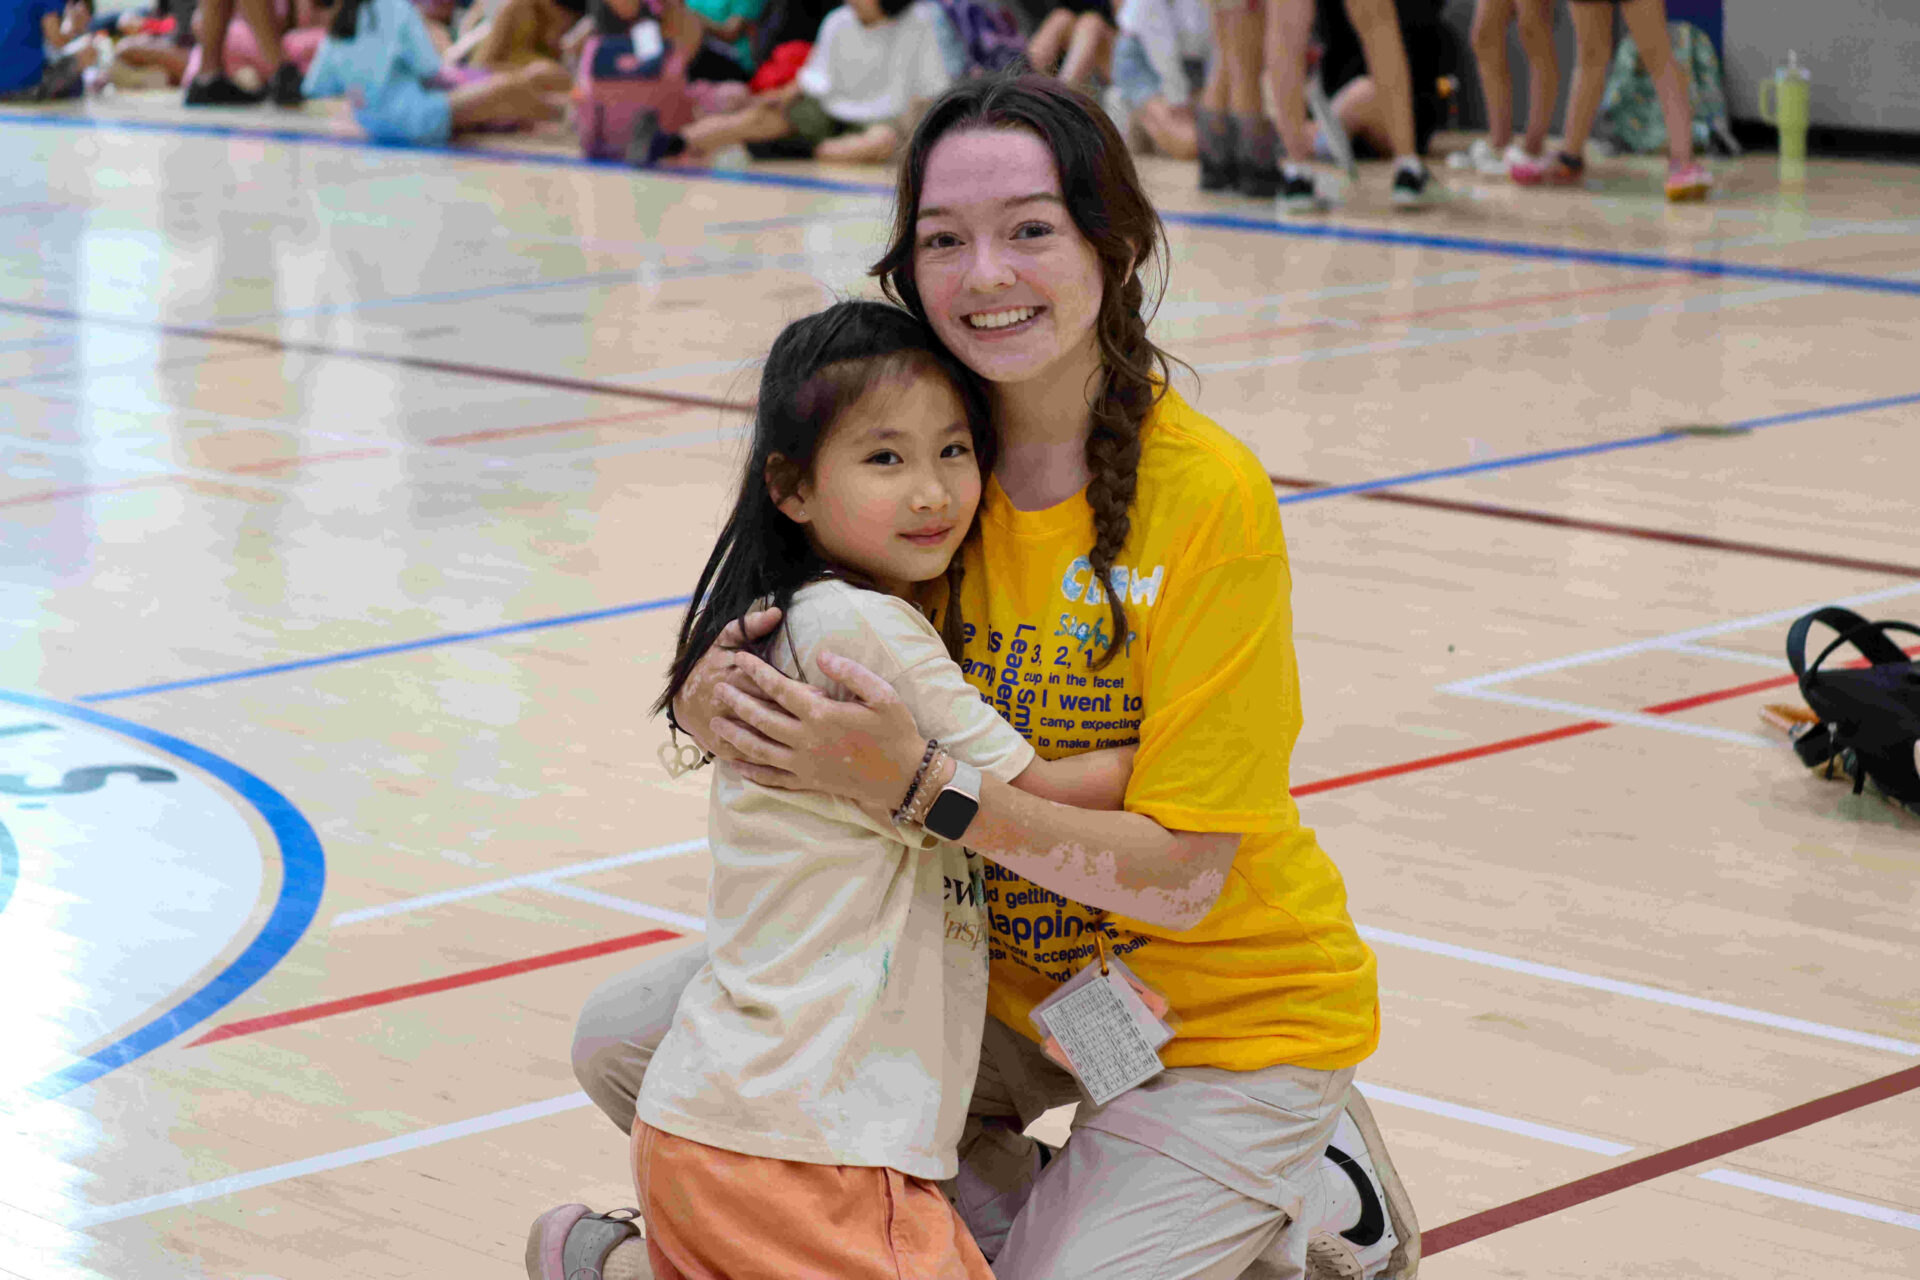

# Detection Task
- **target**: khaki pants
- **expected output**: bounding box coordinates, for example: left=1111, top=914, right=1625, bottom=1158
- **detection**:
left=573, top=946, right=1350, bottom=1280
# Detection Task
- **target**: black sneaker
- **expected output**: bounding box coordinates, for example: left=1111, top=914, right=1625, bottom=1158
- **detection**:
left=269, top=61, right=304, bottom=108
left=1199, top=153, right=1238, bottom=192
left=1237, top=164, right=1282, bottom=199
left=183, top=75, right=265, bottom=107
left=1279, top=169, right=1330, bottom=214
left=1389, top=163, right=1445, bottom=209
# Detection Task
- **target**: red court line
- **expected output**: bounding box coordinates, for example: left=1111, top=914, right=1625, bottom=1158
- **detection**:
left=1198, top=277, right=1682, bottom=349
left=1269, top=474, right=1920, bottom=579
left=423, top=404, right=692, bottom=447
left=186, top=927, right=681, bottom=1047
left=0, top=475, right=172, bottom=510
left=1425, top=1060, right=1920, bottom=1255
left=0, top=299, right=752, bottom=412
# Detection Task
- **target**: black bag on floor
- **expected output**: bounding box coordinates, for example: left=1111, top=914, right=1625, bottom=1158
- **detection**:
left=1786, top=606, right=1920, bottom=805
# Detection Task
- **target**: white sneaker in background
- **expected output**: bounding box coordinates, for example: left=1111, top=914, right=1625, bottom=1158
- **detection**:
left=1446, top=137, right=1507, bottom=175
left=1502, top=142, right=1541, bottom=173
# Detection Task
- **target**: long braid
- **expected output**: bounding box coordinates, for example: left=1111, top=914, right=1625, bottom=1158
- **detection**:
left=1083, top=258, right=1162, bottom=670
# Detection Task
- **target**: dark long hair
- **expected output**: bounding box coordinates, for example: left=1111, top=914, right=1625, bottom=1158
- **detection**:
left=654, top=301, right=995, bottom=718
left=872, top=73, right=1179, bottom=670
left=327, top=0, right=371, bottom=39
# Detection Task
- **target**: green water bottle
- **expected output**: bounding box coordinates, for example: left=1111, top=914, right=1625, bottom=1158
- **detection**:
left=1759, top=50, right=1812, bottom=181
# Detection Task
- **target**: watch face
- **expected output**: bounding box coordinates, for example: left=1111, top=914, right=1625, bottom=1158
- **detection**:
left=925, top=789, right=980, bottom=840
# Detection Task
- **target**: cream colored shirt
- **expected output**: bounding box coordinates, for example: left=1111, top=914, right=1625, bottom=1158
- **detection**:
left=636, top=579, right=1035, bottom=1180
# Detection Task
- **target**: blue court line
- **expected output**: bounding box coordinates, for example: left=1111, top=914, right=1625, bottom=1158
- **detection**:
left=0, top=689, right=326, bottom=1098
left=0, top=816, right=16, bottom=919
left=80, top=593, right=693, bottom=705
left=8, top=111, right=1920, bottom=298
left=1275, top=389, right=1920, bottom=506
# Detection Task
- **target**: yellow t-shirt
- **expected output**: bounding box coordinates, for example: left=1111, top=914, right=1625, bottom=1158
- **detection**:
left=954, top=387, right=1380, bottom=1072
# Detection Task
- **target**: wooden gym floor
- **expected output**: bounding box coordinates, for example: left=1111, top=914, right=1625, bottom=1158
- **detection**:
left=2, top=94, right=1917, bottom=1279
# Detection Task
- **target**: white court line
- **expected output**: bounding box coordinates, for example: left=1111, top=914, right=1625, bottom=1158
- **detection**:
left=1699, top=1169, right=1920, bottom=1233
left=1664, top=642, right=1789, bottom=669
left=1442, top=582, right=1920, bottom=695
left=539, top=881, right=707, bottom=933
left=1361, top=1084, right=1634, bottom=1155
left=1453, top=689, right=1775, bottom=747
left=71, top=1092, right=593, bottom=1228
left=331, top=837, right=708, bottom=925
left=1361, top=926, right=1920, bottom=1057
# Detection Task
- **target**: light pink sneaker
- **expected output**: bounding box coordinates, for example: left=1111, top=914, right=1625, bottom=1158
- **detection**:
left=1511, top=150, right=1585, bottom=187
left=1666, top=161, right=1713, bottom=202
left=525, top=1204, right=645, bottom=1280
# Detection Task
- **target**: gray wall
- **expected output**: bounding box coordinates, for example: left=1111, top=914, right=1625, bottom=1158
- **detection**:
left=1443, top=0, right=1920, bottom=137
left=1724, top=0, right=1920, bottom=132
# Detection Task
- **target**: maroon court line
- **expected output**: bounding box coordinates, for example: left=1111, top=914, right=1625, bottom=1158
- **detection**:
left=1424, top=1060, right=1920, bottom=1255
left=186, top=927, right=682, bottom=1046
left=0, top=299, right=752, bottom=413
left=1269, top=474, right=1920, bottom=579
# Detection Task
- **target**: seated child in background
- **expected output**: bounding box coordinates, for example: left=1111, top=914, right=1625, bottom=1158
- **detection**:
left=182, top=0, right=329, bottom=88
left=304, top=0, right=567, bottom=142
left=1312, top=0, right=1448, bottom=160
left=627, top=298, right=1135, bottom=1280
left=1026, top=0, right=1113, bottom=91
left=0, top=0, right=94, bottom=101
left=630, top=0, right=950, bottom=165
left=1108, top=0, right=1210, bottom=159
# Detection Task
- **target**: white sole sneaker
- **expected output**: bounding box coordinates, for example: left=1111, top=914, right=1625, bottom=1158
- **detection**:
left=1318, top=1085, right=1420, bottom=1279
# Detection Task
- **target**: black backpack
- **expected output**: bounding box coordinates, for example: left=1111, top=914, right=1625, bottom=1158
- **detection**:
left=1786, top=606, right=1920, bottom=806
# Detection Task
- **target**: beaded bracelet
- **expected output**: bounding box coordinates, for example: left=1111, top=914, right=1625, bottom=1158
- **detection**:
left=900, top=748, right=954, bottom=828
left=892, top=738, right=940, bottom=826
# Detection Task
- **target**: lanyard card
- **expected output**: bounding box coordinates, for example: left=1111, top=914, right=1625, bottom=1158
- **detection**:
left=1029, top=956, right=1171, bottom=1106
left=631, top=19, right=664, bottom=61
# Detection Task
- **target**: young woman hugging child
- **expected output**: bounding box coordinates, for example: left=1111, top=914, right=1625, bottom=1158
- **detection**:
left=621, top=300, right=1136, bottom=1280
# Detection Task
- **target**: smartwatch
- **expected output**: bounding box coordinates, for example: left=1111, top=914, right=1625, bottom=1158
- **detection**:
left=923, top=759, right=983, bottom=842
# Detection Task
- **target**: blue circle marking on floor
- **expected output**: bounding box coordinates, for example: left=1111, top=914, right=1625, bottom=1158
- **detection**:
left=0, top=690, right=325, bottom=1098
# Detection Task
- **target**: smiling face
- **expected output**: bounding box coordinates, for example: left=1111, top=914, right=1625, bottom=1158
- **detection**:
left=910, top=128, right=1106, bottom=394
left=774, top=366, right=982, bottom=599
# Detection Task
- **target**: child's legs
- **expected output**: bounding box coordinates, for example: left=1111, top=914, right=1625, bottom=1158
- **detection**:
left=1058, top=12, right=1115, bottom=87
left=1469, top=0, right=1515, bottom=147
left=1340, top=0, right=1417, bottom=157
left=1138, top=97, right=1199, bottom=158
left=635, top=1122, right=993, bottom=1280
left=447, top=74, right=556, bottom=130
left=1260, top=0, right=1314, bottom=160
left=682, top=97, right=795, bottom=155
left=514, top=56, right=573, bottom=93
left=1210, top=0, right=1261, bottom=119
left=1028, top=9, right=1076, bottom=74
left=194, top=0, right=234, bottom=77
left=1560, top=0, right=1614, bottom=156
left=1514, top=0, right=1559, bottom=155
left=814, top=121, right=901, bottom=163
left=1331, top=74, right=1390, bottom=155
left=1616, top=0, right=1691, bottom=164
left=234, top=0, right=285, bottom=69
left=571, top=943, right=708, bottom=1134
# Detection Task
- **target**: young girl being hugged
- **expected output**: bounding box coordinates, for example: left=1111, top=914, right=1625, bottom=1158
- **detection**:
left=610, top=301, right=1135, bottom=1280
left=304, top=0, right=565, bottom=144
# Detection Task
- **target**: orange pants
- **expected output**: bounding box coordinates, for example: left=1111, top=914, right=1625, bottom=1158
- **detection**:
left=633, top=1121, right=995, bottom=1280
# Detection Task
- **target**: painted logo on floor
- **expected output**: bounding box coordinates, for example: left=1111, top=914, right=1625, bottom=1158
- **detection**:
left=0, top=691, right=324, bottom=1097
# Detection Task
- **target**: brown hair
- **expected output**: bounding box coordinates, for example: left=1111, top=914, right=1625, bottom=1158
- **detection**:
left=871, top=73, right=1180, bottom=669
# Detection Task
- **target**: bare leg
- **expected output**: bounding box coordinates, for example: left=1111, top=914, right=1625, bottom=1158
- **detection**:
left=196, top=0, right=235, bottom=78
left=1559, top=0, right=1614, bottom=159
left=1616, top=0, right=1692, bottom=166
left=1330, top=75, right=1389, bottom=155
left=517, top=56, right=573, bottom=94
left=814, top=122, right=901, bottom=163
left=1341, top=0, right=1418, bottom=157
left=1469, top=0, right=1516, bottom=150
left=234, top=0, right=285, bottom=69
left=116, top=37, right=192, bottom=83
left=1261, top=0, right=1315, bottom=161
left=1057, top=13, right=1115, bottom=88
left=473, top=0, right=542, bottom=70
left=1027, top=9, right=1074, bottom=75
left=1514, top=0, right=1558, bottom=157
left=447, top=67, right=567, bottom=131
left=681, top=98, right=794, bottom=155
left=1137, top=98, right=1198, bottom=159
